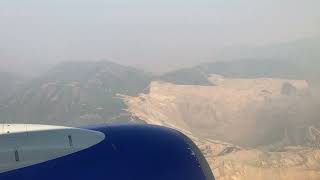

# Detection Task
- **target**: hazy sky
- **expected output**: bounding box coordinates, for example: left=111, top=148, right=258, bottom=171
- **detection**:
left=0, top=0, right=319, bottom=75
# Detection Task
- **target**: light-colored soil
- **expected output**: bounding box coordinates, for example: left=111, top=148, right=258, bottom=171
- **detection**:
left=122, top=75, right=320, bottom=180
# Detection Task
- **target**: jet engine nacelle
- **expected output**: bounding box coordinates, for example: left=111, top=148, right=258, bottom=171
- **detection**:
left=0, top=124, right=214, bottom=180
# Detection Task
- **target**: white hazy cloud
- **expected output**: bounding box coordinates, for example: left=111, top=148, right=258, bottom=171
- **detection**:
left=0, top=0, right=319, bottom=75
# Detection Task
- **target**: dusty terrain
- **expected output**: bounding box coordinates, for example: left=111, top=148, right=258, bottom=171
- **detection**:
left=123, top=75, right=320, bottom=180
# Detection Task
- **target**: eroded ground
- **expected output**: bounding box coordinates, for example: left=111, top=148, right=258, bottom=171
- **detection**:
left=122, top=75, right=320, bottom=180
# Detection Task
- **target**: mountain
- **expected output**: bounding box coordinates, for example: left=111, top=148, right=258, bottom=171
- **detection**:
left=158, top=60, right=304, bottom=85
left=0, top=37, right=318, bottom=179
left=123, top=76, right=320, bottom=180
left=0, top=72, right=24, bottom=101
left=159, top=37, right=320, bottom=85
left=124, top=76, right=318, bottom=148
left=0, top=61, right=152, bottom=126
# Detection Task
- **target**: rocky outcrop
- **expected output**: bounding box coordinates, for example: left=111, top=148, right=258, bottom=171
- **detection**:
left=124, top=75, right=310, bottom=146
left=123, top=75, right=320, bottom=180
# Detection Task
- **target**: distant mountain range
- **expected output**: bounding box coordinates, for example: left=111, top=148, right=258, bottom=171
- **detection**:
left=0, top=37, right=318, bottom=126
left=159, top=37, right=319, bottom=85
left=159, top=58, right=319, bottom=85
left=0, top=37, right=318, bottom=180
left=0, top=61, right=151, bottom=126
left=0, top=72, right=24, bottom=101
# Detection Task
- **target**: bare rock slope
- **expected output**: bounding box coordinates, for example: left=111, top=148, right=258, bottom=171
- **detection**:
left=123, top=75, right=320, bottom=180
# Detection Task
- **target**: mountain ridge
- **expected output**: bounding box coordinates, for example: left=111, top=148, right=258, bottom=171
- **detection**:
left=0, top=60, right=151, bottom=125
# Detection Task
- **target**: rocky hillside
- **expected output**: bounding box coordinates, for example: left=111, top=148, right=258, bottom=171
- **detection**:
left=0, top=61, right=151, bottom=126
left=0, top=72, right=24, bottom=101
left=124, top=75, right=315, bottom=147
left=123, top=75, right=320, bottom=179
